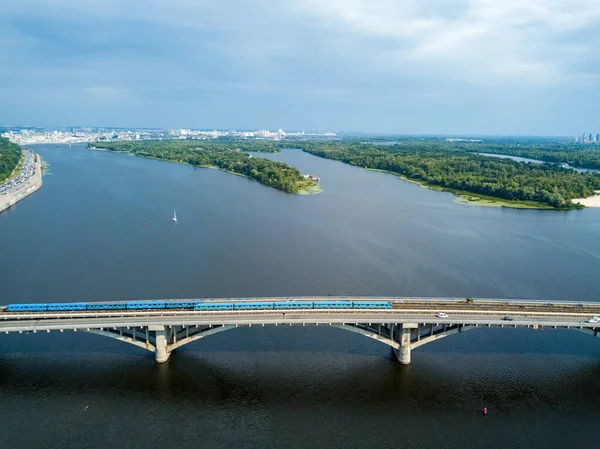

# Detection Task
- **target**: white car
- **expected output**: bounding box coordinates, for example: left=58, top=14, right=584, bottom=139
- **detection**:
left=436, top=312, right=449, bottom=319
left=585, top=317, right=600, bottom=323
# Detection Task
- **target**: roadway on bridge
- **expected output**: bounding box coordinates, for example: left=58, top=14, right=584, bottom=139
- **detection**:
left=0, top=311, right=597, bottom=333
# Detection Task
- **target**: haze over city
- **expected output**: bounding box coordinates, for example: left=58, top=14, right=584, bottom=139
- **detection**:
left=2, top=0, right=599, bottom=135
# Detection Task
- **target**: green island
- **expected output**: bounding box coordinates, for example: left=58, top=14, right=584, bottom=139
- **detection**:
left=88, top=140, right=315, bottom=194
left=0, top=136, right=23, bottom=184
left=89, top=138, right=600, bottom=209
left=295, top=140, right=600, bottom=209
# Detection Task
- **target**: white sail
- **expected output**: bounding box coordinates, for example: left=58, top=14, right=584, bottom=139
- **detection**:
left=173, top=209, right=177, bottom=222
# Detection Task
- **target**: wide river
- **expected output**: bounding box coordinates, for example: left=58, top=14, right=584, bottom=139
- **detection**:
left=1, top=144, right=600, bottom=448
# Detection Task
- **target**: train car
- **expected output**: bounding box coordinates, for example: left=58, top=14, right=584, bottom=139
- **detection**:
left=46, top=302, right=88, bottom=311
left=86, top=302, right=128, bottom=310
left=6, top=303, right=48, bottom=312
left=351, top=301, right=392, bottom=309
left=126, top=300, right=167, bottom=310
left=234, top=302, right=274, bottom=310
left=165, top=300, right=199, bottom=309
left=313, top=300, right=353, bottom=309
left=273, top=301, right=314, bottom=310
left=195, top=302, right=234, bottom=311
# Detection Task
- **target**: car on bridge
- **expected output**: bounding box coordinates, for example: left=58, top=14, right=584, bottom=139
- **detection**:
left=436, top=312, right=449, bottom=318
left=585, top=316, right=600, bottom=323
left=502, top=316, right=514, bottom=321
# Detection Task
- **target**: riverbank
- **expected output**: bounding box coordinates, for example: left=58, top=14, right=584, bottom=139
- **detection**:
left=0, top=153, right=42, bottom=213
left=90, top=147, right=319, bottom=194
left=298, top=184, right=323, bottom=195
left=364, top=168, right=553, bottom=209
left=572, top=191, right=600, bottom=207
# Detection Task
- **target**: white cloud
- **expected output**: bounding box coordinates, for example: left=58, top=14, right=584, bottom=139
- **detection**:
left=1, top=0, right=599, bottom=132
left=292, top=0, right=600, bottom=85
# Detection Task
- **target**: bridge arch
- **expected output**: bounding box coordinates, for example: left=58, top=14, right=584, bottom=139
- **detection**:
left=82, top=322, right=477, bottom=364
left=332, top=322, right=474, bottom=363
left=331, top=324, right=400, bottom=350
left=83, top=324, right=238, bottom=361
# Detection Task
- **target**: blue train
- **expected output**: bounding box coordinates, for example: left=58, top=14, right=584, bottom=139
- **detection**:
left=4, top=299, right=392, bottom=313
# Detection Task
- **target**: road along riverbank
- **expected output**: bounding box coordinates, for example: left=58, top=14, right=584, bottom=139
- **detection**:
left=0, top=153, right=42, bottom=212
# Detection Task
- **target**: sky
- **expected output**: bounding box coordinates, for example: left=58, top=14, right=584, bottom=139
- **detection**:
left=1, top=0, right=599, bottom=135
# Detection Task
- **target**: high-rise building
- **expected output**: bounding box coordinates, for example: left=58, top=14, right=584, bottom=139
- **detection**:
left=589, top=133, right=593, bottom=142
left=582, top=132, right=587, bottom=142
left=596, top=133, right=600, bottom=142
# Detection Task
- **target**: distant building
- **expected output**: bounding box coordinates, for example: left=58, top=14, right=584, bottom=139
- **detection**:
left=579, top=132, right=600, bottom=143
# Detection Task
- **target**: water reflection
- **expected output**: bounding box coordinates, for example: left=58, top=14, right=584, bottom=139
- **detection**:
left=2, top=144, right=600, bottom=447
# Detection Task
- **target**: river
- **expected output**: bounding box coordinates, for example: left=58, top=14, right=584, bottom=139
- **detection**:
left=1, top=144, right=600, bottom=448
left=478, top=152, right=600, bottom=174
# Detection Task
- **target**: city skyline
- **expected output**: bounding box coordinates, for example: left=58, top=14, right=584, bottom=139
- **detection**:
left=2, top=124, right=599, bottom=141
left=1, top=1, right=599, bottom=135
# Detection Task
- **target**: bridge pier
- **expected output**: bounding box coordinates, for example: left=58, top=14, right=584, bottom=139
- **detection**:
left=393, top=324, right=417, bottom=365
left=150, top=325, right=171, bottom=363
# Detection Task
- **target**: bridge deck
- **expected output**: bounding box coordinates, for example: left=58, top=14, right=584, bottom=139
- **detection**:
left=3, top=296, right=600, bottom=319
left=2, top=298, right=599, bottom=365
left=1, top=311, right=598, bottom=332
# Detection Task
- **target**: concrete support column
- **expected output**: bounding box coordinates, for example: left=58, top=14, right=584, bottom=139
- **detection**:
left=150, top=325, right=171, bottom=363
left=394, top=323, right=417, bottom=365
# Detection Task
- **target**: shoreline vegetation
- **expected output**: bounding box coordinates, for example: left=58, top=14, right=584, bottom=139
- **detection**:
left=363, top=168, right=553, bottom=209
left=88, top=140, right=315, bottom=194
left=88, top=138, right=600, bottom=209
left=455, top=141, right=600, bottom=170
left=0, top=137, right=23, bottom=184
left=298, top=141, right=600, bottom=210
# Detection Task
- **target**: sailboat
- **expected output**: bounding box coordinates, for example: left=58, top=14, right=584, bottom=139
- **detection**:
left=172, top=209, right=177, bottom=223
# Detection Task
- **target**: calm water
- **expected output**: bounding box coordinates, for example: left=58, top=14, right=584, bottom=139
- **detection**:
left=479, top=152, right=600, bottom=174
left=1, top=144, right=600, bottom=448
left=478, top=152, right=546, bottom=164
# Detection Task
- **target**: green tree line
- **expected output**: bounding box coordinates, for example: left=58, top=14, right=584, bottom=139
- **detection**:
left=297, top=141, right=600, bottom=209
left=90, top=137, right=600, bottom=208
left=0, top=137, right=22, bottom=184
left=92, top=139, right=283, bottom=154
left=456, top=141, right=600, bottom=170
left=90, top=140, right=313, bottom=193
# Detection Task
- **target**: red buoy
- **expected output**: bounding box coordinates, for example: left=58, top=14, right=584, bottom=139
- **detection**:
left=482, top=407, right=488, bottom=415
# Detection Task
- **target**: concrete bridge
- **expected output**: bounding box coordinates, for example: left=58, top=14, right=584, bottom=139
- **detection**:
left=1, top=297, right=599, bottom=364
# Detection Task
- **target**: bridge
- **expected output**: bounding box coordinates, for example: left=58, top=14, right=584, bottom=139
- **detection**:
left=1, top=297, right=599, bottom=364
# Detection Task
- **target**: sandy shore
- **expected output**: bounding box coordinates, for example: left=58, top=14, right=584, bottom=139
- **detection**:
left=572, top=191, right=600, bottom=207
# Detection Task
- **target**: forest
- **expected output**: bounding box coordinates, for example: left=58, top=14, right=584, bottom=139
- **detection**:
left=90, top=137, right=600, bottom=208
left=456, top=141, right=600, bottom=170
left=297, top=141, right=600, bottom=209
left=90, top=140, right=313, bottom=194
left=92, top=139, right=283, bottom=154
left=0, top=137, right=22, bottom=184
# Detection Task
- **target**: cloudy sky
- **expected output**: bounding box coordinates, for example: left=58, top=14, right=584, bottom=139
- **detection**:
left=1, top=0, right=599, bottom=135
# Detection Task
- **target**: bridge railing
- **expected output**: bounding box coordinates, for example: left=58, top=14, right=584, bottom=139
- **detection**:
left=2, top=297, right=600, bottom=316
